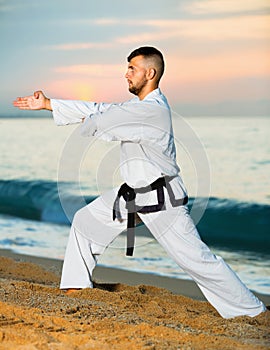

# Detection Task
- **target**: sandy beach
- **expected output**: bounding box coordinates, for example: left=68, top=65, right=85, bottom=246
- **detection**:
left=0, top=249, right=269, bottom=349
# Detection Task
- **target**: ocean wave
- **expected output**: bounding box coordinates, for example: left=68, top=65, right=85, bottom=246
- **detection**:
left=0, top=179, right=95, bottom=225
left=0, top=179, right=269, bottom=253
left=191, top=197, right=270, bottom=253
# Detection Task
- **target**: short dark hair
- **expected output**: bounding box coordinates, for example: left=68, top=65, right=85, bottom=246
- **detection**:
left=127, top=46, right=165, bottom=82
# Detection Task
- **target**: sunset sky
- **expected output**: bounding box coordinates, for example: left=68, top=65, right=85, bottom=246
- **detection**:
left=1, top=0, right=269, bottom=116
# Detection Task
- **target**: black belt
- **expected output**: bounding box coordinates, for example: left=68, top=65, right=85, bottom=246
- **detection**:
left=113, top=175, right=188, bottom=256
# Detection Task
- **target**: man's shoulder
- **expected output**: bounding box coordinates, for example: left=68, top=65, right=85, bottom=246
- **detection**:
left=143, top=89, right=169, bottom=108
left=113, top=89, right=170, bottom=118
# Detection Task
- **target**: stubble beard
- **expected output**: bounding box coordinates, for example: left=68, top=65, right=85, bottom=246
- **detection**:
left=128, top=78, right=148, bottom=96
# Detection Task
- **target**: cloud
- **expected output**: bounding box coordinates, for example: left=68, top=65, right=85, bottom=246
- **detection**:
left=0, top=0, right=40, bottom=12
left=54, top=64, right=126, bottom=78
left=138, top=15, right=270, bottom=40
left=48, top=42, right=113, bottom=50
left=164, top=48, right=270, bottom=104
left=183, top=0, right=270, bottom=16
left=93, top=18, right=122, bottom=25
left=46, top=14, right=270, bottom=51
left=166, top=49, right=270, bottom=83
left=115, top=31, right=169, bottom=45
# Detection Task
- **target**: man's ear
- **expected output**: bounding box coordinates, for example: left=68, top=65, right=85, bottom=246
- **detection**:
left=147, top=68, right=156, bottom=80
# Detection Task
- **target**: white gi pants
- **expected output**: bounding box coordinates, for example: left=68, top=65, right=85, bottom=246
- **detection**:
left=60, top=186, right=266, bottom=319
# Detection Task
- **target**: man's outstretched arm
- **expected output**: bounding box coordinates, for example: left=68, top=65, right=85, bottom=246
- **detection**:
left=13, top=90, right=52, bottom=111
left=13, top=90, right=87, bottom=125
left=13, top=90, right=115, bottom=126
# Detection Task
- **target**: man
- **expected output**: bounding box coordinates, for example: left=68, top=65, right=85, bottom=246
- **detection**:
left=13, top=46, right=266, bottom=319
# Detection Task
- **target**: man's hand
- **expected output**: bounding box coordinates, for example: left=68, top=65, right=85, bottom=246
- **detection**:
left=13, top=90, right=52, bottom=111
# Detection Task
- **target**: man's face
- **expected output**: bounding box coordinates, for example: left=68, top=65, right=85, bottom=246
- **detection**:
left=125, top=55, right=148, bottom=96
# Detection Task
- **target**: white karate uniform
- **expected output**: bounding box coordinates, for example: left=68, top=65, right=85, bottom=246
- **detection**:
left=51, top=89, right=266, bottom=318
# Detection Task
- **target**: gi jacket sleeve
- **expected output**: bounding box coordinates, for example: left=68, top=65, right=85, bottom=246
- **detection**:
left=50, top=99, right=112, bottom=126
left=81, top=101, right=162, bottom=143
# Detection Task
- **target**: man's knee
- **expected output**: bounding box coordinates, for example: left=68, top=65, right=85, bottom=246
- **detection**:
left=72, top=205, right=93, bottom=227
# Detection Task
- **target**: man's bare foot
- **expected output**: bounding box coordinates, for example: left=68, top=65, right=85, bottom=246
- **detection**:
left=65, top=288, right=82, bottom=295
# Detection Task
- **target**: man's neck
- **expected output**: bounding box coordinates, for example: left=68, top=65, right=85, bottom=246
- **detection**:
left=138, top=84, right=159, bottom=100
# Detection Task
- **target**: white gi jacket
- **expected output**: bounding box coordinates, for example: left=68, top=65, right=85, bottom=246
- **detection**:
left=51, top=88, right=187, bottom=202
left=52, top=89, right=267, bottom=319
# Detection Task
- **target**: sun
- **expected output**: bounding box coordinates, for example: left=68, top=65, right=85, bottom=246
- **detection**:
left=46, top=80, right=95, bottom=101
left=72, top=82, right=95, bottom=101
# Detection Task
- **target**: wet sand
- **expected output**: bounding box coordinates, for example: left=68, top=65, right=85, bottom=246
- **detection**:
left=0, top=249, right=269, bottom=349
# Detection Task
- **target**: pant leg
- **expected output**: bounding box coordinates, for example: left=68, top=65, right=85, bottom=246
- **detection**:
left=138, top=195, right=266, bottom=319
left=60, top=187, right=127, bottom=289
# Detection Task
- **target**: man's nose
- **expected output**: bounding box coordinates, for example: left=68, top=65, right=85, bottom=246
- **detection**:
left=125, top=71, right=129, bottom=79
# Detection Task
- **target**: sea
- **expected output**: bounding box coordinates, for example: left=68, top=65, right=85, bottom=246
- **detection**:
left=0, top=115, right=269, bottom=295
